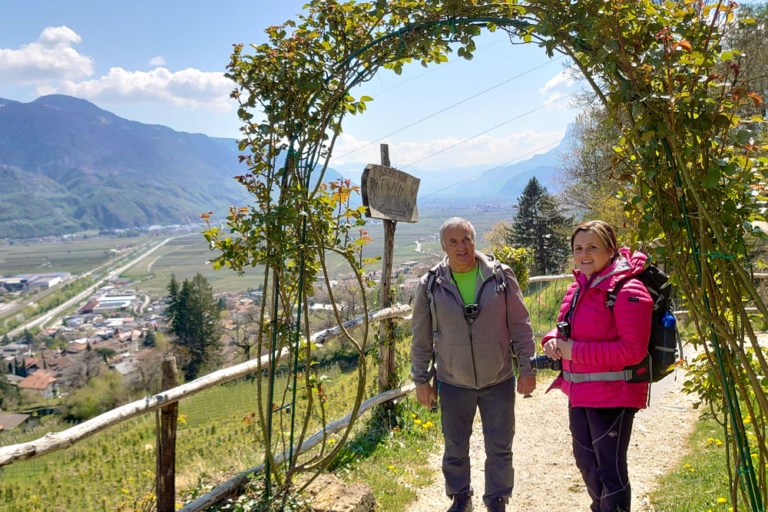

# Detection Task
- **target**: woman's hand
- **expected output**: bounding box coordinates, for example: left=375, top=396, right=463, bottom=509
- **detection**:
left=544, top=338, right=574, bottom=360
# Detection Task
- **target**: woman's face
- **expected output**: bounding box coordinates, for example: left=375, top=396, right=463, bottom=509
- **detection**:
left=572, top=230, right=614, bottom=278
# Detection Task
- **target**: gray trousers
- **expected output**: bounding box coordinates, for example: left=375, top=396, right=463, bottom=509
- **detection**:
left=438, top=377, right=516, bottom=505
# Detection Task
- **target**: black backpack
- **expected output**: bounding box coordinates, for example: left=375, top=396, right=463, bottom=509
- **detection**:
left=606, top=263, right=682, bottom=383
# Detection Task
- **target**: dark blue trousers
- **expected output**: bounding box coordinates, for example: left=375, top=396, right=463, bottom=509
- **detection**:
left=438, top=378, right=516, bottom=506
left=569, top=406, right=637, bottom=512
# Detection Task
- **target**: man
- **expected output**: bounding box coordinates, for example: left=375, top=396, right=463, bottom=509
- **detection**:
left=411, top=217, right=537, bottom=512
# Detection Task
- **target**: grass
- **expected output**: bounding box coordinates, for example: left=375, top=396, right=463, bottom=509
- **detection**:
left=329, top=398, right=442, bottom=511
left=1, top=210, right=740, bottom=510
left=0, top=318, right=743, bottom=512
left=120, top=234, right=260, bottom=296
left=648, top=414, right=733, bottom=511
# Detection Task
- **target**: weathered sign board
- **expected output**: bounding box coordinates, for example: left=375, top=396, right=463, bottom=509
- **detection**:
left=360, top=164, right=420, bottom=223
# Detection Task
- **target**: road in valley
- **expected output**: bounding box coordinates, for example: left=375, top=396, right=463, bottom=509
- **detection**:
left=5, top=235, right=184, bottom=338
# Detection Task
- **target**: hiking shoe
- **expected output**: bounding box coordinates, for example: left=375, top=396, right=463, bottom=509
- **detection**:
left=486, top=497, right=506, bottom=512
left=447, top=492, right=473, bottom=512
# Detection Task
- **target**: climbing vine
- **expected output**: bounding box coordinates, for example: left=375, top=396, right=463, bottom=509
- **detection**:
left=204, top=0, right=767, bottom=508
left=530, top=2, right=768, bottom=508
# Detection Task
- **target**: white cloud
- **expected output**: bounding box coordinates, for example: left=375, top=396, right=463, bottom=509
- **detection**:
left=39, top=66, right=234, bottom=111
left=0, top=26, right=93, bottom=84
left=330, top=130, right=565, bottom=173
left=539, top=70, right=581, bottom=110
left=540, top=71, right=575, bottom=95
left=2, top=27, right=232, bottom=112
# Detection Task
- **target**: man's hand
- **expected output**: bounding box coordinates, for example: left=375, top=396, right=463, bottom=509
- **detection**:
left=517, top=375, right=536, bottom=396
left=416, top=383, right=438, bottom=409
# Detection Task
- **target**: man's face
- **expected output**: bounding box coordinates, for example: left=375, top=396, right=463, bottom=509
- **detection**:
left=442, top=224, right=476, bottom=273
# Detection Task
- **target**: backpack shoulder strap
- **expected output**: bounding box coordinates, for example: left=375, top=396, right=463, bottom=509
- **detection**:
left=425, top=267, right=439, bottom=340
left=606, top=273, right=635, bottom=310
left=493, top=263, right=507, bottom=293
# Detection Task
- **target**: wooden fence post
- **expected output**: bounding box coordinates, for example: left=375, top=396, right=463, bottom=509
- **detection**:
left=377, top=144, right=397, bottom=394
left=157, top=357, right=178, bottom=512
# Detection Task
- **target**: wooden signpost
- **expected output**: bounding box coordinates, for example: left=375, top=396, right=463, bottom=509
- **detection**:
left=360, top=162, right=420, bottom=223
left=361, top=145, right=420, bottom=395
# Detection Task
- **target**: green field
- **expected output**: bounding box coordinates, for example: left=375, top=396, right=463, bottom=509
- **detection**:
left=120, top=234, right=262, bottom=296
left=0, top=234, right=157, bottom=277
left=1, top=205, right=516, bottom=299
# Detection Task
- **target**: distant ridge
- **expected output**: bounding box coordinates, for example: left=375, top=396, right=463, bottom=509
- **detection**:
left=0, top=94, right=564, bottom=238
left=416, top=143, right=564, bottom=204
left=0, top=95, right=347, bottom=239
left=0, top=95, right=248, bottom=238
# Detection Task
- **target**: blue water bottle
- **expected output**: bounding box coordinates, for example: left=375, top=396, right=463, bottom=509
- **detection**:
left=661, top=310, right=676, bottom=329
left=657, top=310, right=678, bottom=379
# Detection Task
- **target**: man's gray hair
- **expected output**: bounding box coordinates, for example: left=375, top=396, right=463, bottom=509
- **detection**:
left=439, top=217, right=476, bottom=247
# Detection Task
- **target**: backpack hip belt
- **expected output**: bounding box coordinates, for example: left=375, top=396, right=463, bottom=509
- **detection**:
left=562, top=369, right=634, bottom=383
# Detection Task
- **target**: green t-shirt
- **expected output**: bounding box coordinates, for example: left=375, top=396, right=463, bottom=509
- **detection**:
left=452, top=267, right=479, bottom=304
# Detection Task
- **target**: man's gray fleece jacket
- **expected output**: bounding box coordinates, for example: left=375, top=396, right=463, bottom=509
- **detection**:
left=411, top=251, right=536, bottom=390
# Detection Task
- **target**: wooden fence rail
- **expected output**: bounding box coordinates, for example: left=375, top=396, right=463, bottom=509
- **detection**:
left=0, top=304, right=411, bottom=469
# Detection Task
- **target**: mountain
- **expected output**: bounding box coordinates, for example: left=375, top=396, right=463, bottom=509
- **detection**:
left=0, top=95, right=345, bottom=239
left=0, top=94, right=563, bottom=238
left=417, top=142, right=564, bottom=204
left=0, top=95, right=246, bottom=238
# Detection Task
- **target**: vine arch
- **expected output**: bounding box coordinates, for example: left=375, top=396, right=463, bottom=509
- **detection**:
left=204, top=1, right=767, bottom=509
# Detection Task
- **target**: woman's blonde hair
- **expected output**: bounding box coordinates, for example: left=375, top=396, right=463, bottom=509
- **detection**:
left=570, top=220, right=619, bottom=259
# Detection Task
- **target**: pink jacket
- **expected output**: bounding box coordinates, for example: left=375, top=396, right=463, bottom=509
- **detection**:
left=542, top=248, right=653, bottom=409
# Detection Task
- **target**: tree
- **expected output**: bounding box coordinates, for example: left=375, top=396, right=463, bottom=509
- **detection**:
left=143, top=329, right=156, bottom=347
left=723, top=2, right=768, bottom=134
left=165, top=273, right=181, bottom=323
left=94, top=347, right=116, bottom=365
left=65, top=342, right=104, bottom=389
left=557, top=105, right=631, bottom=232
left=135, top=348, right=166, bottom=394
left=65, top=370, right=127, bottom=421
left=510, top=177, right=572, bottom=275
left=0, top=372, right=18, bottom=409
left=225, top=303, right=261, bottom=362
left=167, top=273, right=222, bottom=381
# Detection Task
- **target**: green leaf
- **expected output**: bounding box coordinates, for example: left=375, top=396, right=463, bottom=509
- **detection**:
left=702, top=168, right=721, bottom=188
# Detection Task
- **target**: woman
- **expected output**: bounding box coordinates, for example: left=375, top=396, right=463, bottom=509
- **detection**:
left=541, top=220, right=654, bottom=512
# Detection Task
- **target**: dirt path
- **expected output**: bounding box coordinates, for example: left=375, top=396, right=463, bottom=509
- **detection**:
left=406, top=368, right=699, bottom=512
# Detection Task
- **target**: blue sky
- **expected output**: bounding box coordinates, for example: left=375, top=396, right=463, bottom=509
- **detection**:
left=0, top=1, right=582, bottom=181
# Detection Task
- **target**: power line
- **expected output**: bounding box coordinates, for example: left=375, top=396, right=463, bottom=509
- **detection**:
left=400, top=90, right=574, bottom=170
left=417, top=138, right=564, bottom=201
left=208, top=55, right=573, bottom=214
left=334, top=55, right=565, bottom=162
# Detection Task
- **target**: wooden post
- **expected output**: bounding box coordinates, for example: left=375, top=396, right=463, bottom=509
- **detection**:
left=157, top=357, right=178, bottom=512
left=361, top=147, right=420, bottom=396
left=378, top=144, right=398, bottom=394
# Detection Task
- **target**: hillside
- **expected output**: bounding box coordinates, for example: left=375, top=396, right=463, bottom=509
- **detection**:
left=0, top=95, right=249, bottom=238
left=0, top=94, right=565, bottom=238
left=417, top=142, right=564, bottom=204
